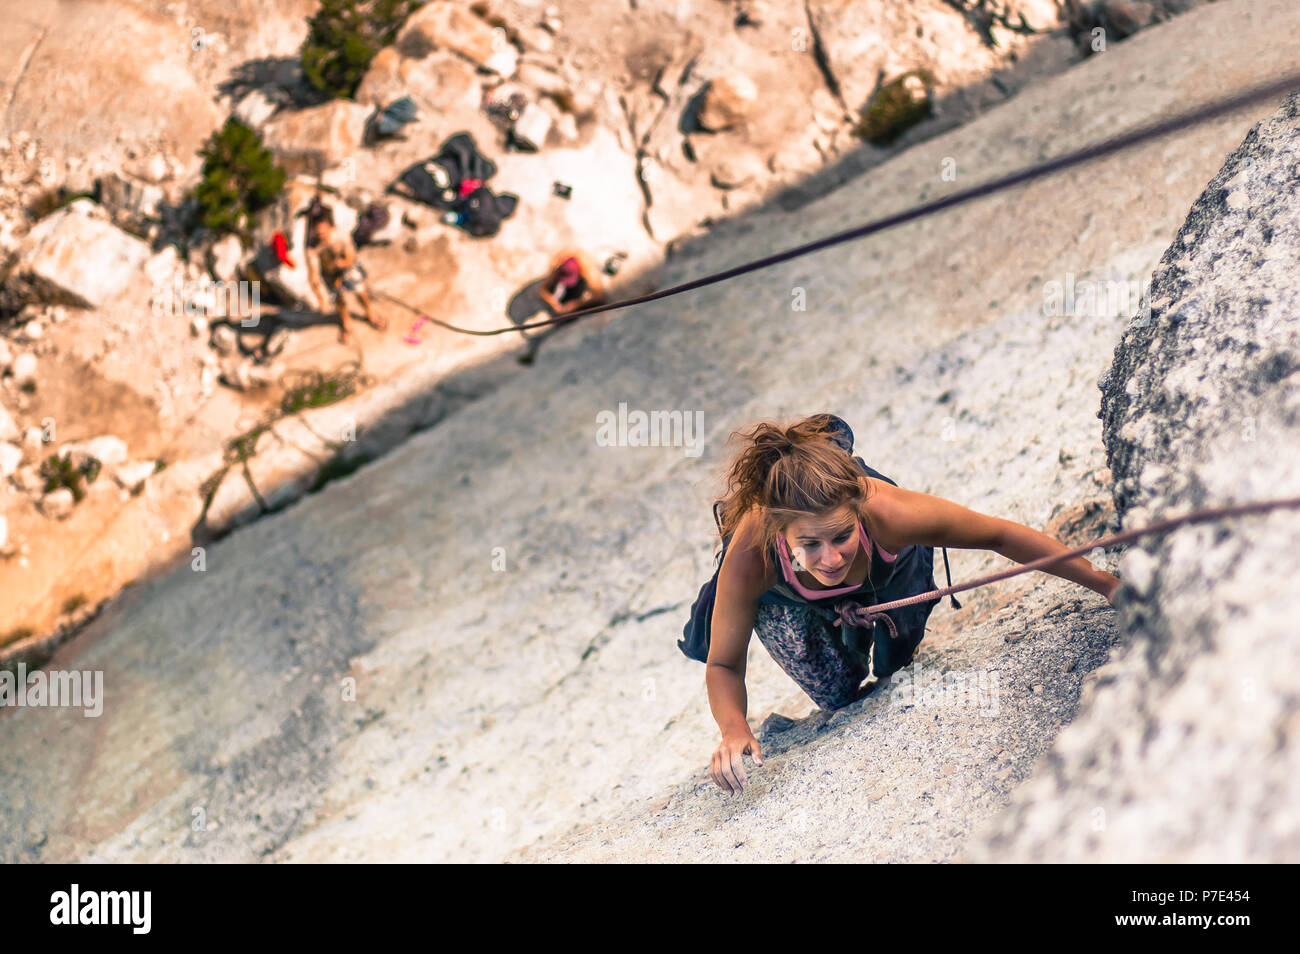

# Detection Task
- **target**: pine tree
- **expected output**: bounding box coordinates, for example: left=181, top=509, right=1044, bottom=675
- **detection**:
left=194, top=119, right=288, bottom=243
left=300, top=0, right=426, bottom=100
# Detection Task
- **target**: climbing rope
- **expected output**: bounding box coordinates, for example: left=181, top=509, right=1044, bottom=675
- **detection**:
left=373, top=68, right=1300, bottom=337
left=837, top=495, right=1300, bottom=635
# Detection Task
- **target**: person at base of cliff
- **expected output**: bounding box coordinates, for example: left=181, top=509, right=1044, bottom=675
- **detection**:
left=305, top=202, right=387, bottom=344
left=518, top=248, right=607, bottom=365
left=703, top=413, right=1121, bottom=797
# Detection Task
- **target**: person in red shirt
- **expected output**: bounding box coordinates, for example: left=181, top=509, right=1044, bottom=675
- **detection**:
left=519, top=248, right=607, bottom=364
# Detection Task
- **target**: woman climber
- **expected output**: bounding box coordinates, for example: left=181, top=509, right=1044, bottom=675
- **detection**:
left=702, top=413, right=1121, bottom=796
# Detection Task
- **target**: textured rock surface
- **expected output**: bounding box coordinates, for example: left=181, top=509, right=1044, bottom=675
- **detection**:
left=261, top=100, right=372, bottom=178
left=964, top=90, right=1300, bottom=863
left=10, top=201, right=151, bottom=309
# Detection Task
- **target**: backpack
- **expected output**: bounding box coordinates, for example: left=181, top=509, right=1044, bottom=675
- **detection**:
left=366, top=95, right=418, bottom=143
left=677, top=415, right=961, bottom=665
left=459, top=186, right=519, bottom=237
left=352, top=202, right=391, bottom=247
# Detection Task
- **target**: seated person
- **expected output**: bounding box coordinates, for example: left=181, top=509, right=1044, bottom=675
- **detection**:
left=538, top=248, right=606, bottom=317
left=305, top=203, right=387, bottom=344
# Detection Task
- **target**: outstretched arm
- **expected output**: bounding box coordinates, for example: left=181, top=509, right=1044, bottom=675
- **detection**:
left=994, top=518, right=1120, bottom=603
left=865, top=482, right=1120, bottom=603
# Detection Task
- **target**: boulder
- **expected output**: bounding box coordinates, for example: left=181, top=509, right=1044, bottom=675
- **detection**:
left=143, top=245, right=180, bottom=287
left=8, top=201, right=151, bottom=309
left=39, top=487, right=75, bottom=520
left=234, top=88, right=279, bottom=130
left=512, top=102, right=553, bottom=150
left=0, top=404, right=18, bottom=442
left=219, top=355, right=279, bottom=392
left=22, top=427, right=43, bottom=454
left=123, top=153, right=172, bottom=185
left=99, top=170, right=166, bottom=220
left=708, top=151, right=766, bottom=189
left=211, top=323, right=238, bottom=355
left=1101, top=0, right=1158, bottom=38
left=397, top=2, right=518, bottom=76
left=0, top=441, right=21, bottom=477
left=697, top=74, right=758, bottom=132
left=0, top=339, right=11, bottom=375
left=261, top=100, right=370, bottom=177
left=536, top=98, right=578, bottom=143
left=10, top=353, right=36, bottom=387
left=12, top=464, right=44, bottom=494
left=359, top=46, right=478, bottom=112
left=209, top=234, right=244, bottom=282
left=60, top=435, right=128, bottom=470
left=113, top=459, right=158, bottom=492
left=357, top=48, right=481, bottom=116
left=517, top=62, right=569, bottom=99
left=355, top=47, right=407, bottom=108
left=515, top=24, right=554, bottom=54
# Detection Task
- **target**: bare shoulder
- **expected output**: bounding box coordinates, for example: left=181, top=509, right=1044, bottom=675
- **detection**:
left=721, top=508, right=778, bottom=594
left=861, top=477, right=1006, bottom=551
left=861, top=476, right=911, bottom=554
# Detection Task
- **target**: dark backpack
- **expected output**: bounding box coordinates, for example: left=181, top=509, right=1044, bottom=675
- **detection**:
left=351, top=202, right=391, bottom=247
left=459, top=186, right=519, bottom=237
left=366, top=95, right=418, bottom=143
left=677, top=415, right=961, bottom=664
left=676, top=500, right=732, bottom=664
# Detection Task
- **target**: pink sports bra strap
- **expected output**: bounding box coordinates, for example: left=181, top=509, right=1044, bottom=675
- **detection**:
left=775, top=519, right=893, bottom=599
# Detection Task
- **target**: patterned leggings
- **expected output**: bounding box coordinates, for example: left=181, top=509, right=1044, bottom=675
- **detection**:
left=752, top=602, right=871, bottom=711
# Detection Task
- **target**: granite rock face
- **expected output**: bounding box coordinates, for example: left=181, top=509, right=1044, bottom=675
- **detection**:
left=965, top=91, right=1300, bottom=862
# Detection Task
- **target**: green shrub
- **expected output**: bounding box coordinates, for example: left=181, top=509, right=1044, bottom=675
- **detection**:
left=41, top=453, right=100, bottom=503
left=854, top=70, right=937, bottom=147
left=280, top=366, right=365, bottom=415
left=193, top=119, right=287, bottom=242
left=301, top=0, right=426, bottom=100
